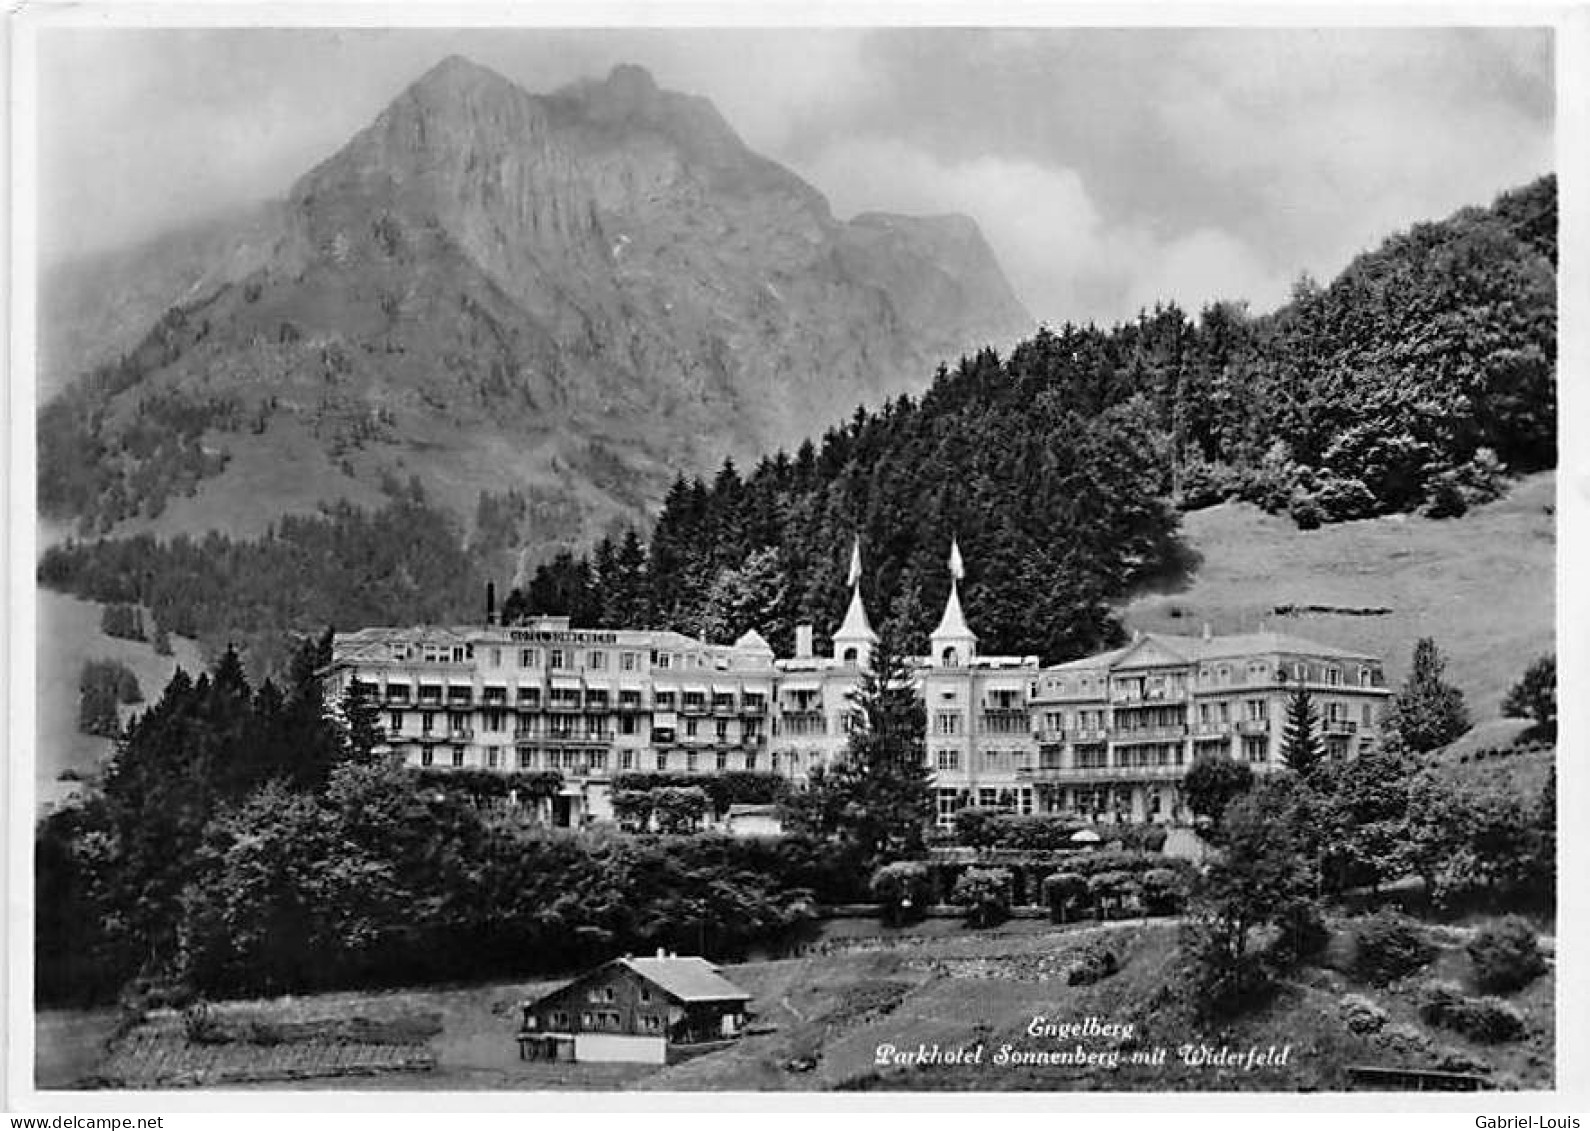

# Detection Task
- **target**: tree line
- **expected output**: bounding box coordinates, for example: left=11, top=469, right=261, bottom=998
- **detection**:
left=509, top=177, right=1555, bottom=660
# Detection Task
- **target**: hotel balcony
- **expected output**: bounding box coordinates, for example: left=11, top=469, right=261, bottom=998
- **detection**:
left=739, top=699, right=768, bottom=716
left=679, top=700, right=710, bottom=717
left=1190, top=722, right=1233, bottom=738
left=711, top=699, right=738, bottom=716
left=1323, top=719, right=1360, bottom=735
left=1236, top=718, right=1271, bottom=736
left=616, top=698, right=646, bottom=713
left=1109, top=724, right=1189, bottom=744
left=1110, top=688, right=1187, bottom=704
left=448, top=727, right=474, bottom=741
left=545, top=698, right=583, bottom=713
left=1029, top=763, right=1186, bottom=782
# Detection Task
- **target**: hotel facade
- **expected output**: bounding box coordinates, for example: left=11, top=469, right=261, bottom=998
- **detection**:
left=324, top=544, right=1391, bottom=827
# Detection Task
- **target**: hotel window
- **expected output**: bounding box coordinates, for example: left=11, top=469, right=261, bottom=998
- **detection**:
left=686, top=752, right=698, bottom=772
left=716, top=751, right=728, bottom=771
left=1019, top=788, right=1033, bottom=816
left=489, top=647, right=502, bottom=668
left=935, top=713, right=960, bottom=736
left=619, top=715, right=638, bottom=736
left=451, top=746, right=465, bottom=767
left=936, top=789, right=959, bottom=823
left=620, top=751, right=635, bottom=771
left=518, top=749, right=533, bottom=770
left=487, top=747, right=500, bottom=770
left=715, top=719, right=729, bottom=739
left=1327, top=666, right=1341, bottom=686
left=1245, top=700, right=1266, bottom=722
left=421, top=712, right=436, bottom=734
left=652, top=650, right=671, bottom=670
left=1362, top=703, right=1374, bottom=727
left=1242, top=735, right=1268, bottom=763
left=549, top=649, right=566, bottom=670
left=589, top=751, right=607, bottom=771
left=745, top=753, right=758, bottom=771
left=984, top=750, right=1001, bottom=768
left=685, top=718, right=699, bottom=737
left=390, top=711, right=405, bottom=732
left=587, top=651, right=606, bottom=671
left=519, top=649, right=539, bottom=668
left=621, top=652, right=638, bottom=672
left=936, top=750, right=960, bottom=771
left=656, top=753, right=668, bottom=771
left=421, top=747, right=434, bottom=767
left=1359, top=666, right=1372, bottom=687
left=978, top=788, right=998, bottom=808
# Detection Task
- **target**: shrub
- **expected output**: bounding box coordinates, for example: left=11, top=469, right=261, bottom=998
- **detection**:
left=952, top=867, right=1012, bottom=928
left=1418, top=981, right=1526, bottom=1043
left=1289, top=493, right=1325, bottom=530
left=1421, top=470, right=1469, bottom=518
left=1466, top=916, right=1547, bottom=993
left=870, top=861, right=932, bottom=926
left=1140, top=867, right=1185, bottom=916
left=1087, top=870, right=1137, bottom=919
left=1066, top=942, right=1119, bottom=985
left=1352, top=912, right=1435, bottom=986
left=1339, top=993, right=1389, bottom=1035
left=1314, top=475, right=1378, bottom=522
left=1042, top=871, right=1088, bottom=923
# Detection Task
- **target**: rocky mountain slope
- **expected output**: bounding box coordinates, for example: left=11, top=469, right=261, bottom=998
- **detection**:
left=38, top=57, right=1030, bottom=551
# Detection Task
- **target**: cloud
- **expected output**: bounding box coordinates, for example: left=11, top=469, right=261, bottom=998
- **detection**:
left=796, top=138, right=1285, bottom=326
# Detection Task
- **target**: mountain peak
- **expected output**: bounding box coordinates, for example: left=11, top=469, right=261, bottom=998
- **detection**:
left=603, top=63, right=660, bottom=104
left=408, top=54, right=521, bottom=104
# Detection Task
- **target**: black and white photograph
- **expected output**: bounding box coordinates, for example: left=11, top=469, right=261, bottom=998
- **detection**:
left=6, top=4, right=1581, bottom=1114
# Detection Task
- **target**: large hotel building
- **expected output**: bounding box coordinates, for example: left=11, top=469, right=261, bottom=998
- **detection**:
left=326, top=543, right=1392, bottom=827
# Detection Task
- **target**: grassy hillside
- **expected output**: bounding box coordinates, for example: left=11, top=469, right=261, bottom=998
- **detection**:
left=1122, top=472, right=1555, bottom=719
left=35, top=589, right=204, bottom=808
left=42, top=916, right=1553, bottom=1091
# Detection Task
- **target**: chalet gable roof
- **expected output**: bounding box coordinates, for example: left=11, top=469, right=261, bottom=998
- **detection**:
left=532, top=955, right=750, bottom=1009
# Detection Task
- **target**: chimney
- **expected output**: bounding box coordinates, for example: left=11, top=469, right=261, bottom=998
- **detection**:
left=655, top=946, right=667, bottom=960
left=486, top=581, right=497, bottom=626
left=795, top=624, right=814, bottom=659
left=1202, top=622, right=1212, bottom=641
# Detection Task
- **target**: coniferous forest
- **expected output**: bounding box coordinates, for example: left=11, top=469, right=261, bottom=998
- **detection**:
left=508, top=177, right=1556, bottom=658
left=37, top=176, right=1555, bottom=670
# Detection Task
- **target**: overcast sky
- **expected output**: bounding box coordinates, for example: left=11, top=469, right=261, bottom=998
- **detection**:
left=36, top=26, right=1553, bottom=327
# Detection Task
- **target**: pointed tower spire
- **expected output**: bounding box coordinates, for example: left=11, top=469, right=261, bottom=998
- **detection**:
left=931, top=536, right=976, bottom=667
left=833, top=534, right=877, bottom=665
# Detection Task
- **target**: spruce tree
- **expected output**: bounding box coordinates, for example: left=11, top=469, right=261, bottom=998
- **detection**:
left=821, top=632, right=933, bottom=862
left=1281, top=684, right=1325, bottom=777
left=1389, top=637, right=1470, bottom=752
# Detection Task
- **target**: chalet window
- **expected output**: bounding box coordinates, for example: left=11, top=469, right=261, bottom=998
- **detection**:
left=640, top=987, right=651, bottom=1003
left=554, top=1012, right=568, bottom=1028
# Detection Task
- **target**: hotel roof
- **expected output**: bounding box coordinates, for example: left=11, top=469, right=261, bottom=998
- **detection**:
left=1044, top=631, right=1380, bottom=672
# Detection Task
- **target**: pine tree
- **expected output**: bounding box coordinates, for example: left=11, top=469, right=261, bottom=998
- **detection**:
left=1281, top=684, right=1324, bottom=777
left=1388, top=637, right=1471, bottom=752
left=819, top=632, right=934, bottom=861
left=1502, top=654, right=1556, bottom=741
